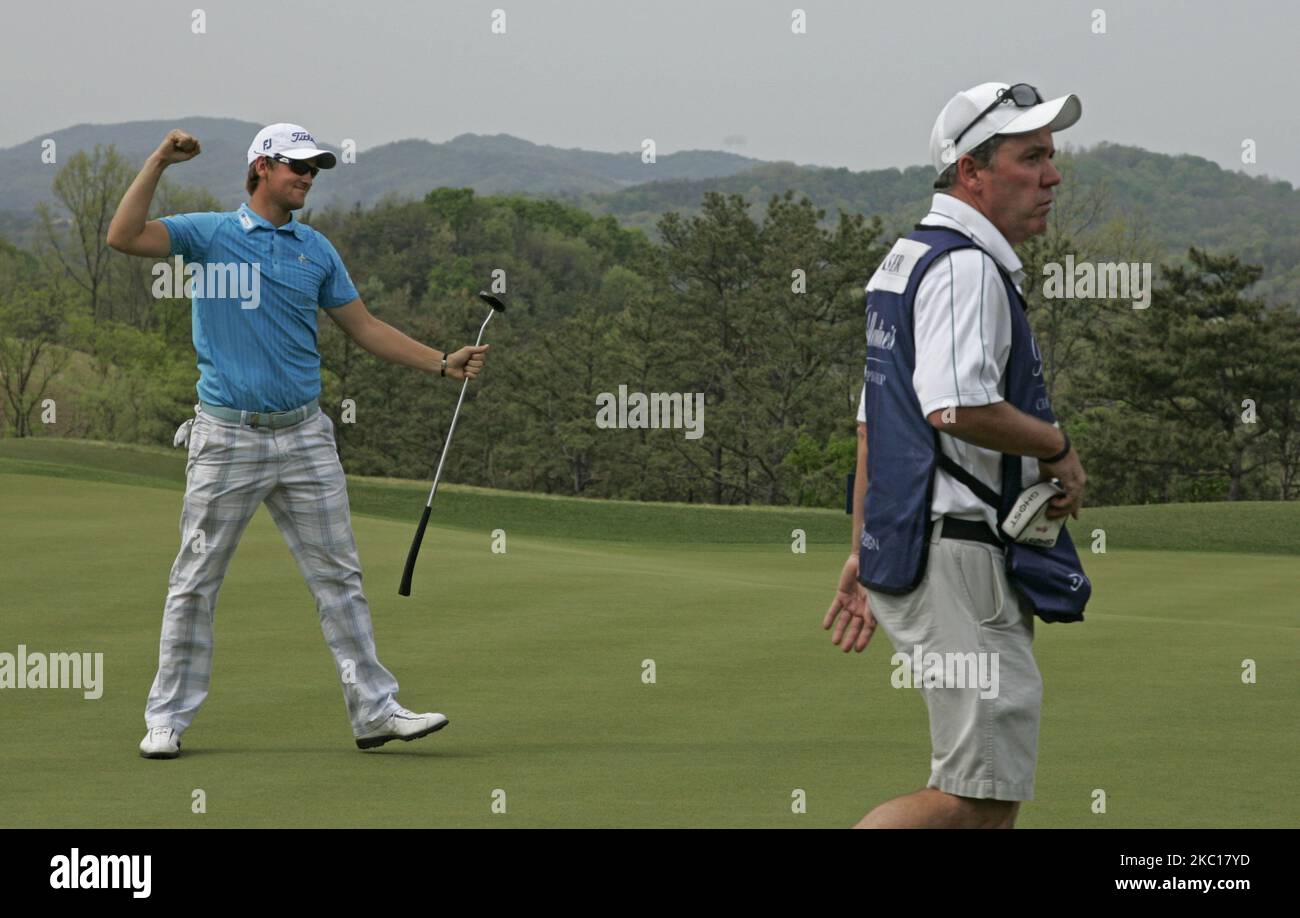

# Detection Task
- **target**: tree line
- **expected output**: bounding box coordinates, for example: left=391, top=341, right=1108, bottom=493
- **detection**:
left=2, top=144, right=1297, bottom=505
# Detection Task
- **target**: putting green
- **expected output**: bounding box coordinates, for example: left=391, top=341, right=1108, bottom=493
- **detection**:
left=0, top=448, right=1296, bottom=827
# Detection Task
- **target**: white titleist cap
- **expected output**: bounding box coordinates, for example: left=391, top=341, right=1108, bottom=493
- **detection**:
left=247, top=123, right=337, bottom=168
left=929, top=82, right=1081, bottom=175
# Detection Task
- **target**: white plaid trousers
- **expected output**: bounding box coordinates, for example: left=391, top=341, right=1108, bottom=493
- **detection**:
left=145, top=404, right=400, bottom=737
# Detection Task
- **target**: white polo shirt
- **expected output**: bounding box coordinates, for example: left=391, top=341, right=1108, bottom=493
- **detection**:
left=859, top=193, right=1045, bottom=533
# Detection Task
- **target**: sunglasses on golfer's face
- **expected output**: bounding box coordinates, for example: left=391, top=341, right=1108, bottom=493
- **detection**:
left=270, top=153, right=320, bottom=178
left=953, top=83, right=1044, bottom=148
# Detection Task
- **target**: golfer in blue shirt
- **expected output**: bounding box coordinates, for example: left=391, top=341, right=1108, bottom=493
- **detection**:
left=108, top=124, right=489, bottom=759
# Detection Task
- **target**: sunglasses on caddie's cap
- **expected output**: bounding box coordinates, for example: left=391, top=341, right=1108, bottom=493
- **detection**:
left=952, top=83, right=1043, bottom=147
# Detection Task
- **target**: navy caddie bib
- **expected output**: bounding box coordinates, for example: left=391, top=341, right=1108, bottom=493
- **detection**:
left=859, top=225, right=1090, bottom=623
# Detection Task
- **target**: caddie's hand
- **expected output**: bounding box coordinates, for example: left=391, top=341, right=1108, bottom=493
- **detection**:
left=154, top=129, right=201, bottom=165
left=823, top=554, right=876, bottom=653
left=446, top=344, right=490, bottom=381
left=1040, top=446, right=1086, bottom=521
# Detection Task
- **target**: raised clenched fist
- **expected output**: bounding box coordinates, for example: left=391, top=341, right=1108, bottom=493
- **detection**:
left=156, top=129, right=201, bottom=164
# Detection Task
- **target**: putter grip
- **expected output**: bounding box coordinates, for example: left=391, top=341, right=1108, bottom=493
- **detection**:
left=398, top=504, right=433, bottom=597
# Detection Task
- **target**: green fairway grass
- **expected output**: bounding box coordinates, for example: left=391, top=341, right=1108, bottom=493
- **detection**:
left=5, top=437, right=1300, bottom=552
left=0, top=439, right=1296, bottom=828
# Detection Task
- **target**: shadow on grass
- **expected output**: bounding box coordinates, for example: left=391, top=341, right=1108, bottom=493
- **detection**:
left=141, top=744, right=488, bottom=760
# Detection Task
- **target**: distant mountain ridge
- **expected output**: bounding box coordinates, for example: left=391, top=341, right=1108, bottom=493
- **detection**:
left=2, top=118, right=1297, bottom=305
left=0, top=117, right=762, bottom=214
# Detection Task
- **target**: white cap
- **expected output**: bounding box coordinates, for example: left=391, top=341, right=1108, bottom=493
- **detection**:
left=247, top=123, right=337, bottom=168
left=929, top=82, right=1081, bottom=175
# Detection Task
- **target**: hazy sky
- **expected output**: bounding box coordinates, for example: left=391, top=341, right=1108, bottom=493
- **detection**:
left=3, top=0, right=1296, bottom=185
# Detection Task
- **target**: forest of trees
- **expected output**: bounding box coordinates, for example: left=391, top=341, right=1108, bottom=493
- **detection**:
left=2, top=144, right=1298, bottom=506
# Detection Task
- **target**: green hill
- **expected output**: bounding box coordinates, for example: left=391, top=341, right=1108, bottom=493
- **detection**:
left=3, top=120, right=1295, bottom=304
left=0, top=119, right=761, bottom=228
left=584, top=144, right=1300, bottom=306
left=2, top=438, right=1297, bottom=554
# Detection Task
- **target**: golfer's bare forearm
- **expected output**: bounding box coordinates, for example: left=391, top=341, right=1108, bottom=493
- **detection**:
left=930, top=401, right=1066, bottom=459
left=107, top=153, right=167, bottom=247
left=851, top=422, right=868, bottom=554
left=353, top=318, right=445, bottom=372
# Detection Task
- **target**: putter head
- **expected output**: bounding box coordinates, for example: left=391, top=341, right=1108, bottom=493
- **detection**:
left=477, top=291, right=507, bottom=313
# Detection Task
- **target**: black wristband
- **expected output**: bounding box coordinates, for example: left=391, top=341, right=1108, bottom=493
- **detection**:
left=1041, top=430, right=1071, bottom=464
left=440, top=355, right=447, bottom=377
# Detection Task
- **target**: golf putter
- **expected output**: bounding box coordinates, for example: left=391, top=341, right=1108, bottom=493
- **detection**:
left=399, top=291, right=506, bottom=597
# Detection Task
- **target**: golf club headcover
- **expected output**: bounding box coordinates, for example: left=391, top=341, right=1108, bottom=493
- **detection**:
left=1001, top=480, right=1067, bottom=547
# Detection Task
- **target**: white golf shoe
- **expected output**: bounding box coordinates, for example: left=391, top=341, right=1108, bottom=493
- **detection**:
left=139, top=726, right=182, bottom=759
left=355, top=706, right=449, bottom=750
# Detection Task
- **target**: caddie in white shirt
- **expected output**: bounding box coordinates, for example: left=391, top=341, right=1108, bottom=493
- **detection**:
left=826, top=82, right=1089, bottom=828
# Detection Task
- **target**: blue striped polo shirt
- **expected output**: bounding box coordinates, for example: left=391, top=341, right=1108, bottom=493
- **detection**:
left=160, top=202, right=359, bottom=412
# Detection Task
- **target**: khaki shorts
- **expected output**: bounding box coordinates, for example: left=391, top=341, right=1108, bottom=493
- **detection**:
left=867, top=517, right=1043, bottom=801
